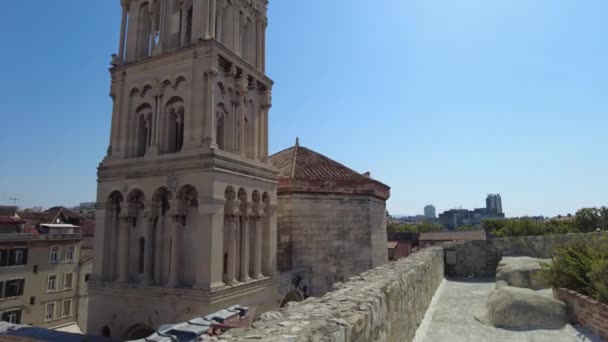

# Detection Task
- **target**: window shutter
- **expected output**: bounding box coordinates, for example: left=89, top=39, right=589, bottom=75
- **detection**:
left=0, top=250, right=8, bottom=266
left=15, top=310, right=21, bottom=324
left=22, top=249, right=28, bottom=265
left=18, top=280, right=24, bottom=296
left=0, top=281, right=4, bottom=298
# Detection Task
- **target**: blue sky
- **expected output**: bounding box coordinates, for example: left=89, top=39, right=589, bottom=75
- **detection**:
left=0, top=0, right=606, bottom=217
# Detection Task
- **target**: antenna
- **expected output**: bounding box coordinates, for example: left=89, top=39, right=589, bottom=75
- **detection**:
left=8, top=197, right=19, bottom=207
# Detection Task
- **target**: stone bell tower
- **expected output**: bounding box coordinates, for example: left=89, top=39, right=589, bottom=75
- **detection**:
left=88, top=0, right=278, bottom=339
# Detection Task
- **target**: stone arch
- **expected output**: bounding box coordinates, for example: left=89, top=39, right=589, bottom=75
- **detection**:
left=122, top=323, right=155, bottom=340
left=126, top=189, right=145, bottom=206
left=101, top=326, right=111, bottom=338
left=238, top=188, right=248, bottom=217
left=106, top=190, right=124, bottom=213
left=132, top=103, right=153, bottom=158
left=252, top=190, right=261, bottom=204
left=176, top=184, right=199, bottom=208
left=152, top=187, right=173, bottom=214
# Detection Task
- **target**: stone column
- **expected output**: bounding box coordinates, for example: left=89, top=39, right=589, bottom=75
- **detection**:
left=117, top=215, right=134, bottom=283
left=224, top=215, right=238, bottom=285
left=154, top=95, right=165, bottom=153
left=214, top=1, right=222, bottom=41
left=194, top=200, right=225, bottom=290
left=158, top=0, right=167, bottom=51
left=253, top=216, right=263, bottom=279
left=239, top=213, right=251, bottom=283
left=261, top=18, right=267, bottom=72
left=143, top=204, right=157, bottom=285
left=262, top=204, right=277, bottom=276
left=180, top=4, right=189, bottom=47
left=208, top=0, right=217, bottom=39
left=203, top=69, right=219, bottom=150
left=154, top=214, right=164, bottom=284
left=167, top=215, right=184, bottom=288
left=118, top=1, right=128, bottom=60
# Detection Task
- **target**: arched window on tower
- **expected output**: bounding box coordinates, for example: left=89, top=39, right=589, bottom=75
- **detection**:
left=136, top=114, right=148, bottom=157
left=165, top=98, right=185, bottom=154
left=137, top=2, right=153, bottom=58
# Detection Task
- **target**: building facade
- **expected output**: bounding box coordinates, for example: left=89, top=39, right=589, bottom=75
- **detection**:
left=486, top=194, right=503, bottom=214
left=424, top=205, right=436, bottom=219
left=270, top=141, right=390, bottom=296
left=89, top=0, right=279, bottom=339
left=0, top=212, right=87, bottom=330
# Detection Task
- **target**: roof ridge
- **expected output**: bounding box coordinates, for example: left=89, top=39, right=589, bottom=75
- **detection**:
left=290, top=137, right=299, bottom=178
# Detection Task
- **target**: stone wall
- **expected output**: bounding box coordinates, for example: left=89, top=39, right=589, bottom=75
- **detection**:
left=444, top=232, right=608, bottom=278
left=444, top=240, right=502, bottom=278
left=491, top=232, right=606, bottom=258
left=277, top=193, right=389, bottom=296
left=553, top=288, right=608, bottom=340
left=226, top=247, right=444, bottom=342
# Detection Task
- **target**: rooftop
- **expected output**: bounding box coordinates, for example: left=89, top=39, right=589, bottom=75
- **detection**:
left=269, top=138, right=390, bottom=199
left=414, top=279, right=600, bottom=342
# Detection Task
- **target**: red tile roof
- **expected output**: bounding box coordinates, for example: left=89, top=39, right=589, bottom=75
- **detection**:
left=0, top=216, right=25, bottom=225
left=270, top=143, right=384, bottom=185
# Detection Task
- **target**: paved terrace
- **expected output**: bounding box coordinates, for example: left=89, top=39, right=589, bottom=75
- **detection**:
left=414, top=279, right=602, bottom=342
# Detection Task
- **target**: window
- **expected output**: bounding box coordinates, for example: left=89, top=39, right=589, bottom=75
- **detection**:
left=8, top=248, right=27, bottom=266
left=65, top=246, right=75, bottom=262
left=84, top=274, right=91, bottom=282
left=47, top=274, right=57, bottom=292
left=4, top=279, right=24, bottom=297
left=0, top=249, right=28, bottom=267
left=1, top=309, right=21, bottom=324
left=30, top=297, right=35, bottom=305
left=61, top=299, right=72, bottom=317
left=63, top=273, right=73, bottom=290
left=49, top=246, right=60, bottom=263
left=45, top=302, right=55, bottom=321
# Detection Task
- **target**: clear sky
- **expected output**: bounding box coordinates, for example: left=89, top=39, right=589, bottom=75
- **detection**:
left=0, top=0, right=606, bottom=217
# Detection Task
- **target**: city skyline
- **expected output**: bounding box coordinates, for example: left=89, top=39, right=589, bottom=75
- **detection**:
left=1, top=1, right=607, bottom=217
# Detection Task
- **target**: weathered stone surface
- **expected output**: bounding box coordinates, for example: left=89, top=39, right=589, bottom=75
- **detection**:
left=496, top=257, right=549, bottom=290
left=477, top=286, right=568, bottom=330
left=225, top=248, right=445, bottom=341
left=444, top=240, right=502, bottom=278
left=444, top=232, right=608, bottom=278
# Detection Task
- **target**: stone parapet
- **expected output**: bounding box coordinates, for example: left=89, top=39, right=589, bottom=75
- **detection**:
left=444, top=232, right=608, bottom=278
left=225, top=247, right=444, bottom=342
left=491, top=232, right=606, bottom=258
left=553, top=288, right=608, bottom=340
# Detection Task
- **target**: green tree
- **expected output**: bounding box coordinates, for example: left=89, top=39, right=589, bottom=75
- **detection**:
left=574, top=208, right=600, bottom=232
left=416, top=222, right=445, bottom=233
left=456, top=225, right=482, bottom=231
left=598, top=206, right=608, bottom=231
left=482, top=219, right=506, bottom=234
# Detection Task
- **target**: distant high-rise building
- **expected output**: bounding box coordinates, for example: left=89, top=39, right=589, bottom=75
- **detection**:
left=486, top=194, right=503, bottom=214
left=424, top=205, right=436, bottom=219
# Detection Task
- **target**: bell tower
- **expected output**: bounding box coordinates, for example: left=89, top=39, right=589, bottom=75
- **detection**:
left=89, top=0, right=278, bottom=338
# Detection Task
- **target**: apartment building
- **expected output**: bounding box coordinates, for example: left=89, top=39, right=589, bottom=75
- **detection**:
left=0, top=207, right=88, bottom=331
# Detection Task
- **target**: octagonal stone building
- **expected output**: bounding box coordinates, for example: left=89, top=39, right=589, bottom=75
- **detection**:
left=270, top=139, right=390, bottom=296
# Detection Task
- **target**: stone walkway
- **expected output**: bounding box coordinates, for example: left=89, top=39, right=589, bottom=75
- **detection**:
left=414, top=279, right=602, bottom=342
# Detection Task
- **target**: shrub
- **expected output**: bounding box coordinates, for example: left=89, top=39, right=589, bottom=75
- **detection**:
left=539, top=235, right=608, bottom=304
